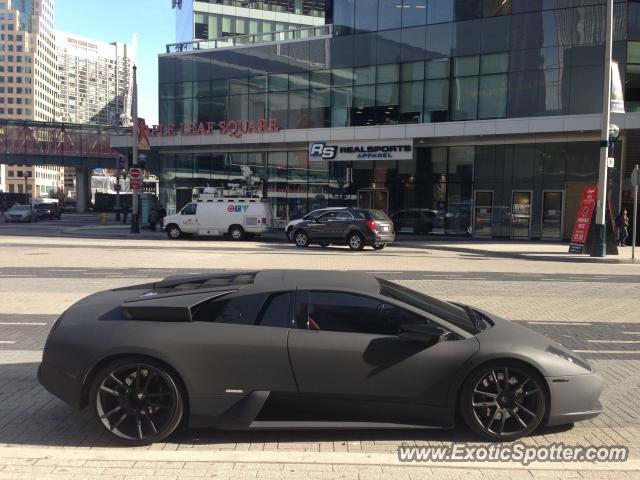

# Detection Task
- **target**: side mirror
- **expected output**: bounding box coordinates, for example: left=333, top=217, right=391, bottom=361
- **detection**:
left=397, top=324, right=446, bottom=343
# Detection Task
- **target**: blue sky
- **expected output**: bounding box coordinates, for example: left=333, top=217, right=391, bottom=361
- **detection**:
left=56, top=0, right=175, bottom=124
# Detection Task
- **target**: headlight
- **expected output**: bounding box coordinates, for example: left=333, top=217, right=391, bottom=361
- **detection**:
left=546, top=345, right=592, bottom=372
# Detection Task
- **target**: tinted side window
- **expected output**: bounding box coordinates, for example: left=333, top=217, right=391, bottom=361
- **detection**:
left=193, top=293, right=265, bottom=325
left=258, top=292, right=294, bottom=328
left=182, top=203, right=197, bottom=215
left=318, top=211, right=338, bottom=221
left=307, top=292, right=425, bottom=336
left=335, top=211, right=354, bottom=221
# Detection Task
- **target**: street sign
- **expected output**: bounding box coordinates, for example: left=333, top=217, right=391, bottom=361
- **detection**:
left=632, top=165, right=639, bottom=261
left=129, top=167, right=142, bottom=180
left=632, top=165, right=640, bottom=188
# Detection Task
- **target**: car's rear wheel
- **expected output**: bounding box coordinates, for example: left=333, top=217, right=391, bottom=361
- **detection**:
left=460, top=362, right=547, bottom=441
left=347, top=232, right=365, bottom=251
left=90, top=359, right=184, bottom=445
left=166, top=224, right=182, bottom=239
left=294, top=230, right=310, bottom=248
left=229, top=225, right=244, bottom=240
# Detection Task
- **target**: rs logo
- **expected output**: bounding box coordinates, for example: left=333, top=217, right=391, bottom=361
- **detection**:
left=309, top=143, right=337, bottom=160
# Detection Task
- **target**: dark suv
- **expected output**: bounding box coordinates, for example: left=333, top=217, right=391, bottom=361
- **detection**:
left=292, top=208, right=395, bottom=251
left=35, top=203, right=62, bottom=220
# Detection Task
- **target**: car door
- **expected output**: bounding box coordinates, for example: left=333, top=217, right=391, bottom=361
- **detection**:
left=306, top=211, right=336, bottom=240
left=179, top=203, right=198, bottom=233
left=287, top=290, right=479, bottom=425
left=327, top=210, right=355, bottom=240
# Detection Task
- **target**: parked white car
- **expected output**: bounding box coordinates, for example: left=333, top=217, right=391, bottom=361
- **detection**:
left=163, top=199, right=273, bottom=240
left=284, top=207, right=348, bottom=241
left=6, top=204, right=38, bottom=223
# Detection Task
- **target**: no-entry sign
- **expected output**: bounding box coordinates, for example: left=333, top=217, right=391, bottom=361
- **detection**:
left=129, top=167, right=142, bottom=180
left=129, top=167, right=142, bottom=191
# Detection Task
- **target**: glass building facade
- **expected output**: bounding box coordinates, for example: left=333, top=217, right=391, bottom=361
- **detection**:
left=158, top=0, right=638, bottom=239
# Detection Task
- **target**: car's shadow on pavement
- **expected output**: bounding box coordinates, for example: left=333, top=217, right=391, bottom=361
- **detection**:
left=1, top=363, right=573, bottom=449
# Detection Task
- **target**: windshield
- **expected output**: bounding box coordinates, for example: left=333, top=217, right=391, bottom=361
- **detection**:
left=378, top=278, right=480, bottom=334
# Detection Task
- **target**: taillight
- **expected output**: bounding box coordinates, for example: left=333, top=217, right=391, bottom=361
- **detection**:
left=366, top=220, right=376, bottom=232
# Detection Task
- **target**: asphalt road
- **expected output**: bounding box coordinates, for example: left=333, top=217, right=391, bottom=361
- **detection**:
left=0, top=214, right=639, bottom=479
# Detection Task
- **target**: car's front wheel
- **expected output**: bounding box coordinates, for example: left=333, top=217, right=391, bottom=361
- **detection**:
left=347, top=232, right=365, bottom=251
left=89, top=359, right=184, bottom=445
left=166, top=224, right=182, bottom=239
left=460, top=362, right=547, bottom=441
left=294, top=230, right=310, bottom=248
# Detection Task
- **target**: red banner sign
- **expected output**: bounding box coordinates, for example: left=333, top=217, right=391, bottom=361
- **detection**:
left=569, top=185, right=598, bottom=254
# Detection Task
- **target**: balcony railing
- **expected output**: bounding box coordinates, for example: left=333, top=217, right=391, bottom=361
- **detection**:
left=165, top=24, right=333, bottom=54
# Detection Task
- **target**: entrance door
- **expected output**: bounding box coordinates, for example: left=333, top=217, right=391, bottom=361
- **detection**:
left=357, top=189, right=389, bottom=213
left=175, top=188, right=193, bottom=212
left=511, top=191, right=532, bottom=239
left=542, top=191, right=564, bottom=240
left=473, top=191, right=493, bottom=238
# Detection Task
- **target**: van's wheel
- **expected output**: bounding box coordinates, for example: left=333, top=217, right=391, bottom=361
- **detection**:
left=166, top=224, right=182, bottom=239
left=294, top=230, right=310, bottom=248
left=347, top=232, right=365, bottom=251
left=460, top=361, right=547, bottom=442
left=229, top=225, right=244, bottom=241
left=90, top=358, right=184, bottom=445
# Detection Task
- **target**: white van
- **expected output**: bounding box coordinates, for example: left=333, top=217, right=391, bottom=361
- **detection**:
left=163, top=198, right=273, bottom=240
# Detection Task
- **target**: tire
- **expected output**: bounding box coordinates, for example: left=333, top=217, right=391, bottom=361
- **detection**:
left=229, top=225, right=244, bottom=241
left=294, top=230, right=310, bottom=248
left=460, top=361, right=547, bottom=442
left=166, top=224, right=182, bottom=239
left=89, top=358, right=184, bottom=445
left=373, top=244, right=386, bottom=251
left=347, top=232, right=365, bottom=251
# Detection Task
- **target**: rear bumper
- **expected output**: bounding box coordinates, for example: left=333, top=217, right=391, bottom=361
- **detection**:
left=545, top=372, right=604, bottom=426
left=369, top=233, right=395, bottom=245
left=37, top=361, right=84, bottom=409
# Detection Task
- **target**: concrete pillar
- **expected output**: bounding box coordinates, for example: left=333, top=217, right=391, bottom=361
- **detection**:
left=75, top=167, right=88, bottom=213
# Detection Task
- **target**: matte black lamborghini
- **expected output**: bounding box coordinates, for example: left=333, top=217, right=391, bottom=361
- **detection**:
left=38, top=270, right=603, bottom=445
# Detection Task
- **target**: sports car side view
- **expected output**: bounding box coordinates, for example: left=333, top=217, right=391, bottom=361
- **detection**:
left=38, top=270, right=603, bottom=445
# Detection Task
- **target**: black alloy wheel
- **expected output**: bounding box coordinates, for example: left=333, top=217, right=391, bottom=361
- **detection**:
left=347, top=232, right=365, bottom=251
left=461, top=363, right=546, bottom=441
left=294, top=230, right=310, bottom=248
left=90, top=360, right=184, bottom=445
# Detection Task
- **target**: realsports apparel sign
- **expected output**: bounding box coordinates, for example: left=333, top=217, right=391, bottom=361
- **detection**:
left=309, top=139, right=413, bottom=161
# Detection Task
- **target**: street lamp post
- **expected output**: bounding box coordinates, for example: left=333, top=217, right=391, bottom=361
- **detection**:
left=592, top=0, right=615, bottom=257
left=131, top=65, right=140, bottom=234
